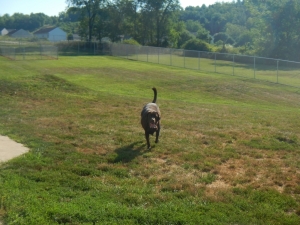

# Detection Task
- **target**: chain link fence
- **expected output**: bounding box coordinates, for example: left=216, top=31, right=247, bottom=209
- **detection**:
left=0, top=41, right=58, bottom=60
left=1, top=39, right=300, bottom=88
left=110, top=43, right=300, bottom=88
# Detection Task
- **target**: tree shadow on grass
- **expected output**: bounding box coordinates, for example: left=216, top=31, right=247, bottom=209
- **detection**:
left=112, top=141, right=150, bottom=163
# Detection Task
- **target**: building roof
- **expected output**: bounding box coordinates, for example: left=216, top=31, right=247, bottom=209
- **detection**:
left=33, top=27, right=57, bottom=34
left=7, top=29, right=17, bottom=35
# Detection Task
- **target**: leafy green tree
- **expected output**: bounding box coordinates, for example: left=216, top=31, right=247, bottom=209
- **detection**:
left=28, top=13, right=47, bottom=31
left=225, top=23, right=247, bottom=42
left=177, top=29, right=194, bottom=48
left=167, top=20, right=185, bottom=48
left=67, top=0, right=106, bottom=41
left=0, top=17, right=4, bottom=28
left=104, top=1, right=126, bottom=42
left=65, top=7, right=82, bottom=22
left=141, top=0, right=181, bottom=46
left=236, top=30, right=254, bottom=47
left=196, top=25, right=210, bottom=42
left=185, top=20, right=202, bottom=33
left=214, top=32, right=234, bottom=44
left=244, top=0, right=300, bottom=60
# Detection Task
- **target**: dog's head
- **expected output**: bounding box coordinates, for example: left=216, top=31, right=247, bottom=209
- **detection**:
left=147, top=111, right=160, bottom=129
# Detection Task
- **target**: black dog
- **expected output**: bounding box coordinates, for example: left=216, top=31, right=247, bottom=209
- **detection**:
left=141, top=87, right=161, bottom=149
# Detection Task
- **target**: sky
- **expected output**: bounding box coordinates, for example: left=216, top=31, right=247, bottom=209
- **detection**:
left=0, top=0, right=233, bottom=17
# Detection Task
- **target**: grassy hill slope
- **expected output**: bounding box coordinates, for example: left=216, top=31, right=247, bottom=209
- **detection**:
left=0, top=56, right=300, bottom=224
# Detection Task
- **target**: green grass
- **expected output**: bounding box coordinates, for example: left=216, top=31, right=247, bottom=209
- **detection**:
left=0, top=56, right=300, bottom=224
left=121, top=53, right=300, bottom=88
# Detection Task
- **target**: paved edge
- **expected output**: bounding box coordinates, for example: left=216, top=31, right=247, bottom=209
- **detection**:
left=0, top=135, right=29, bottom=163
left=0, top=135, right=30, bottom=225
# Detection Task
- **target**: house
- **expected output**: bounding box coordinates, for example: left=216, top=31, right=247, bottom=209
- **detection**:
left=0, top=28, right=9, bottom=36
left=33, top=27, right=67, bottom=42
left=72, top=34, right=81, bottom=40
left=7, top=29, right=32, bottom=38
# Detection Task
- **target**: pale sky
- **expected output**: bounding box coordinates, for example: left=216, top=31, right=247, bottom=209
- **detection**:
left=0, top=0, right=234, bottom=17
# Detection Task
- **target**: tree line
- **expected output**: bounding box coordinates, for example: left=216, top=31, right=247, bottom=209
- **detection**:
left=1, top=0, right=300, bottom=61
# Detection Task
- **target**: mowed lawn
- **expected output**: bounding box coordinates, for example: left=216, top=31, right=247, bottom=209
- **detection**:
left=0, top=55, right=300, bottom=224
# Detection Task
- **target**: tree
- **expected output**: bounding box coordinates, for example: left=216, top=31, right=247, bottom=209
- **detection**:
left=236, top=30, right=254, bottom=47
left=185, top=20, right=202, bottom=33
left=103, top=0, right=131, bottom=42
left=213, top=32, right=235, bottom=51
left=167, top=20, right=185, bottom=48
left=91, top=0, right=141, bottom=43
left=225, top=23, right=247, bottom=42
left=67, top=0, right=106, bottom=41
left=244, top=0, right=300, bottom=60
left=196, top=25, right=210, bottom=42
left=177, top=29, right=194, bottom=48
left=141, top=0, right=181, bottom=46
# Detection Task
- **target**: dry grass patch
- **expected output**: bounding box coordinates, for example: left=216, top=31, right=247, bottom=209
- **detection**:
left=209, top=150, right=300, bottom=195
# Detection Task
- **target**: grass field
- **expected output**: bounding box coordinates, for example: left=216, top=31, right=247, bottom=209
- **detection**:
left=117, top=52, right=300, bottom=88
left=0, top=55, right=300, bottom=224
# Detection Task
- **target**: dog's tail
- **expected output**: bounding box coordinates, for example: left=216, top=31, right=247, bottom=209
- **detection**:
left=152, top=87, right=157, bottom=103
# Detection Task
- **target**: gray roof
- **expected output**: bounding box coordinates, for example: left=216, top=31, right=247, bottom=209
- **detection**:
left=33, top=27, right=56, bottom=34
left=7, top=29, right=17, bottom=35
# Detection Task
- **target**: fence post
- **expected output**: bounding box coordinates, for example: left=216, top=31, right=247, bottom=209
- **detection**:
left=147, top=46, right=149, bottom=62
left=158, top=47, right=160, bottom=64
left=170, top=49, right=172, bottom=66
left=254, top=57, right=256, bottom=79
left=277, top=60, right=279, bottom=83
left=214, top=53, right=216, bottom=72
left=78, top=41, right=79, bottom=55
left=23, top=47, right=25, bottom=60
left=117, top=43, right=119, bottom=57
left=233, top=55, right=235, bottom=76
left=198, top=51, right=200, bottom=70
left=184, top=50, right=186, bottom=68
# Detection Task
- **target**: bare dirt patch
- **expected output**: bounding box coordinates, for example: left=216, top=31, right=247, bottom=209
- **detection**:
left=206, top=150, right=300, bottom=196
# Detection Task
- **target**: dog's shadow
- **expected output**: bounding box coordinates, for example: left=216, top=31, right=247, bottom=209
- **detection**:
left=112, top=141, right=151, bottom=163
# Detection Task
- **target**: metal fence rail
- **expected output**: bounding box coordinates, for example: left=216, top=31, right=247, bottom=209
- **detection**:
left=110, top=43, right=300, bottom=88
left=0, top=43, right=58, bottom=60
left=1, top=40, right=300, bottom=88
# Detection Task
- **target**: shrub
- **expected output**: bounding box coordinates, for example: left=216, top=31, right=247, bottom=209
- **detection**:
left=67, top=33, right=74, bottom=41
left=123, top=39, right=140, bottom=46
left=181, top=38, right=211, bottom=51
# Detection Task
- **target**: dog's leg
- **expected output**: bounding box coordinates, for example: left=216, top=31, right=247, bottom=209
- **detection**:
left=155, top=129, right=160, bottom=144
left=145, top=132, right=151, bottom=149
